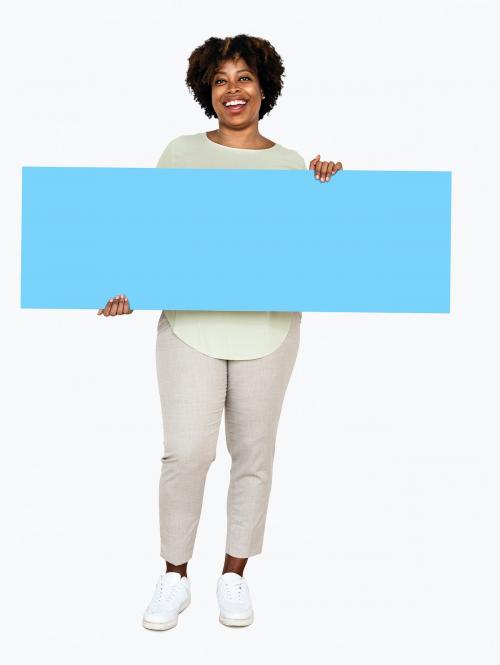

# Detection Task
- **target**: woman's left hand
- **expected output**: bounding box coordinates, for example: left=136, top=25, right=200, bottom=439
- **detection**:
left=309, top=154, right=343, bottom=182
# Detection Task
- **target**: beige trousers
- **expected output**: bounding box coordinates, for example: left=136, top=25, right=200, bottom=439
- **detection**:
left=155, top=311, right=301, bottom=565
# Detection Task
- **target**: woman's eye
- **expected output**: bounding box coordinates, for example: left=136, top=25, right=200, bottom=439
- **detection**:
left=215, top=76, right=251, bottom=84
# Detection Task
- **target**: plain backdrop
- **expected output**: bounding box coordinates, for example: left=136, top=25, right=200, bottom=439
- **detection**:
left=2, top=1, right=499, bottom=663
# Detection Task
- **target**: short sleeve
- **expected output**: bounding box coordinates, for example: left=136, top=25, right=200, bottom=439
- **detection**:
left=297, top=154, right=307, bottom=170
left=156, top=140, right=177, bottom=168
left=290, top=151, right=307, bottom=170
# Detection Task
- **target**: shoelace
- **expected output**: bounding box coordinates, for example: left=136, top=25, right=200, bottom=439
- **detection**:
left=151, top=580, right=179, bottom=608
left=223, top=579, right=245, bottom=602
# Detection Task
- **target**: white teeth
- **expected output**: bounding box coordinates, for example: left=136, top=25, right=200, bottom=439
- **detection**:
left=224, top=100, right=247, bottom=106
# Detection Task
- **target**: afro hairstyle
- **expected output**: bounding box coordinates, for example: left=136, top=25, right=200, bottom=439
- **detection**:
left=185, top=34, right=286, bottom=120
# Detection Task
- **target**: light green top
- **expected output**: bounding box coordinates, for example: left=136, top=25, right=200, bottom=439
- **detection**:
left=156, top=131, right=306, bottom=360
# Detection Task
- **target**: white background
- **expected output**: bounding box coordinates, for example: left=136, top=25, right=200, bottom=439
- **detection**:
left=2, top=0, right=499, bottom=662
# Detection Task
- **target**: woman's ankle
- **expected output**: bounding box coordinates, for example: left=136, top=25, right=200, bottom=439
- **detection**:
left=165, top=560, right=188, bottom=578
left=222, top=553, right=248, bottom=576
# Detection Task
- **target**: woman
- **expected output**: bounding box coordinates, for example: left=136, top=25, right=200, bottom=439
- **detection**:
left=98, top=34, right=342, bottom=629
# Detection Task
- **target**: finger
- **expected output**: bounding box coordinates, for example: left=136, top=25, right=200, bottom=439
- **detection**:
left=319, top=161, right=330, bottom=182
left=120, top=295, right=129, bottom=314
left=316, top=161, right=326, bottom=181
left=116, top=295, right=125, bottom=315
left=123, top=296, right=131, bottom=314
left=335, top=162, right=343, bottom=173
left=125, top=297, right=134, bottom=314
left=309, top=154, right=321, bottom=171
left=110, top=297, right=120, bottom=316
left=324, top=161, right=335, bottom=181
left=103, top=298, right=113, bottom=316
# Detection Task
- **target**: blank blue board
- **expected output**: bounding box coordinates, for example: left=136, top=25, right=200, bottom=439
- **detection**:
left=21, top=167, right=451, bottom=312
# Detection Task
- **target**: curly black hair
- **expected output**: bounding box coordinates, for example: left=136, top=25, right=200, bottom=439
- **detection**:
left=185, top=34, right=285, bottom=120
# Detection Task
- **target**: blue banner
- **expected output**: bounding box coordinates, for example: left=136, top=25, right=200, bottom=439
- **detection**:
left=21, top=167, right=451, bottom=312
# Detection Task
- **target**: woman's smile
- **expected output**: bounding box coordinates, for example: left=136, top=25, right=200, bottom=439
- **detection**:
left=223, top=100, right=248, bottom=114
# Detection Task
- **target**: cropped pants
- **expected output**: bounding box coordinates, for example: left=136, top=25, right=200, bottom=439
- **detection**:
left=155, top=311, right=301, bottom=565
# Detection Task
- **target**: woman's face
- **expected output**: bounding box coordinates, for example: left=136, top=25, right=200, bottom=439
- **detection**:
left=210, top=56, right=264, bottom=127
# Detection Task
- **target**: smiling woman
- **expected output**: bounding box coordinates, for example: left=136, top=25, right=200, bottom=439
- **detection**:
left=138, top=33, right=328, bottom=632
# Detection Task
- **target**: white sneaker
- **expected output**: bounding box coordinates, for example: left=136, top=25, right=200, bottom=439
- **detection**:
left=143, top=572, right=191, bottom=630
left=216, top=572, right=254, bottom=627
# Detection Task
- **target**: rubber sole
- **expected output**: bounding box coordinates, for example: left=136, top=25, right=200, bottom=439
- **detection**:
left=219, top=612, right=254, bottom=627
left=143, top=597, right=190, bottom=631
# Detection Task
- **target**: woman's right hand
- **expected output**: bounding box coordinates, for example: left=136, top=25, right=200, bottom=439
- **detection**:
left=97, top=294, right=134, bottom=316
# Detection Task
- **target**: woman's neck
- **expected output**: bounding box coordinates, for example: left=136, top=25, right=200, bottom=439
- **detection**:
left=207, top=127, right=275, bottom=150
